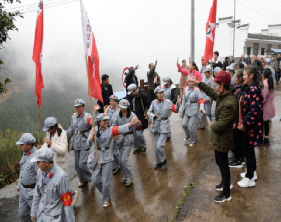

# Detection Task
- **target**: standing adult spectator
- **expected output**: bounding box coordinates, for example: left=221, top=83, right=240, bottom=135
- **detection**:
left=276, top=54, right=281, bottom=85
left=230, top=56, right=235, bottom=64
left=222, top=57, right=230, bottom=71
left=209, top=51, right=223, bottom=69
left=271, top=56, right=279, bottom=84
left=125, top=65, right=140, bottom=90
left=262, top=68, right=275, bottom=144
left=97, top=74, right=113, bottom=113
left=178, top=59, right=189, bottom=97
left=253, top=55, right=263, bottom=72
left=187, top=71, right=237, bottom=203
left=237, top=66, right=263, bottom=188
left=127, top=83, right=151, bottom=154
left=240, top=54, right=246, bottom=63
left=245, top=55, right=251, bottom=65
left=177, top=59, right=202, bottom=82
left=147, top=60, right=161, bottom=103
left=229, top=69, right=245, bottom=167
left=264, top=58, right=276, bottom=83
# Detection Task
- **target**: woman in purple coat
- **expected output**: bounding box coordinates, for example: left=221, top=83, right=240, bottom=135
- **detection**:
left=262, top=68, right=275, bottom=144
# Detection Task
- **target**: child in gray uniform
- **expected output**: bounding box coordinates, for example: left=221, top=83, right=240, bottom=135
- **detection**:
left=87, top=113, right=139, bottom=207
left=181, top=76, right=205, bottom=146
left=199, top=67, right=212, bottom=129
left=112, top=99, right=142, bottom=186
left=147, top=86, right=181, bottom=170
left=162, top=75, right=178, bottom=142
left=104, top=95, right=120, bottom=174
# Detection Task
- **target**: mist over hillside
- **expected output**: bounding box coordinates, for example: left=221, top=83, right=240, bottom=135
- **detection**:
left=0, top=46, right=130, bottom=133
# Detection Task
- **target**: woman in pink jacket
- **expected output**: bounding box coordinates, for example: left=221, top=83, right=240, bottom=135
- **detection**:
left=262, top=68, right=275, bottom=144
left=177, top=58, right=202, bottom=83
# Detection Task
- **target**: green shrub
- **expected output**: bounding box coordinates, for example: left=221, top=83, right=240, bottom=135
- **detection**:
left=0, top=129, right=22, bottom=176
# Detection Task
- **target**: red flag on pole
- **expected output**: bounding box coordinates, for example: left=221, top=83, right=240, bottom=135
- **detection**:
left=80, top=1, right=103, bottom=104
left=32, top=0, right=44, bottom=106
left=203, top=0, right=217, bottom=65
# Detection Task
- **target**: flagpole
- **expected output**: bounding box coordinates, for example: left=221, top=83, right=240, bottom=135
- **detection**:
left=85, top=55, right=101, bottom=169
left=37, top=103, right=41, bottom=146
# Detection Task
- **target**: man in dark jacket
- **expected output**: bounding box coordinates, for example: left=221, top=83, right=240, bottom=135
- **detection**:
left=239, top=54, right=246, bottom=63
left=127, top=83, right=151, bottom=154
left=187, top=71, right=237, bottom=203
left=125, top=65, right=139, bottom=91
left=245, top=55, right=251, bottom=65
left=147, top=60, right=161, bottom=103
left=97, top=74, right=113, bottom=113
left=253, top=55, right=263, bottom=72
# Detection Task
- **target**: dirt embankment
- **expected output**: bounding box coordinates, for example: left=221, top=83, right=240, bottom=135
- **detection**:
left=0, top=81, right=27, bottom=104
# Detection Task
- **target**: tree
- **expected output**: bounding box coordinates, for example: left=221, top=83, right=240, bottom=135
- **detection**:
left=0, top=0, right=23, bottom=94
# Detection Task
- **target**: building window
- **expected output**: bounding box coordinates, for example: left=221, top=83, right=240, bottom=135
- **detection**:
left=247, top=47, right=251, bottom=55
left=261, top=48, right=265, bottom=55
left=278, top=44, right=281, bottom=49
left=253, top=43, right=259, bottom=55
left=266, top=44, right=272, bottom=55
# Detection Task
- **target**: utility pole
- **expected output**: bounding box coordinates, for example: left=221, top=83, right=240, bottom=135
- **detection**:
left=233, top=0, right=236, bottom=59
left=190, top=0, right=195, bottom=61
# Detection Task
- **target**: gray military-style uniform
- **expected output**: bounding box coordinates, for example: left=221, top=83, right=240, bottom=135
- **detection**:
left=147, top=99, right=179, bottom=164
left=31, top=164, right=75, bottom=222
left=87, top=123, right=132, bottom=203
left=17, top=146, right=38, bottom=222
left=112, top=112, right=140, bottom=180
left=66, top=111, right=92, bottom=183
left=199, top=77, right=212, bottom=128
left=181, top=86, right=204, bottom=144
left=107, top=106, right=120, bottom=170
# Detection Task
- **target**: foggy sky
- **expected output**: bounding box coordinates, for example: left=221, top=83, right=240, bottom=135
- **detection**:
left=2, top=0, right=281, bottom=91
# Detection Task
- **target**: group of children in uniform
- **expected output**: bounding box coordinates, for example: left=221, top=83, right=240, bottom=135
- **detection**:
left=16, top=59, right=220, bottom=221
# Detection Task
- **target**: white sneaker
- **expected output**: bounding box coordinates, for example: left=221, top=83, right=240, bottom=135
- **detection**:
left=240, top=171, right=257, bottom=181
left=237, top=177, right=256, bottom=188
left=103, top=199, right=110, bottom=207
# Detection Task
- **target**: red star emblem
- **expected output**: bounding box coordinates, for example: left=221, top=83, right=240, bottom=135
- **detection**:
left=76, top=100, right=78, bottom=103
left=113, top=95, right=116, bottom=98
left=90, top=156, right=92, bottom=159
left=103, top=113, right=106, bottom=116
left=159, top=86, right=161, bottom=89
left=123, top=102, right=126, bottom=105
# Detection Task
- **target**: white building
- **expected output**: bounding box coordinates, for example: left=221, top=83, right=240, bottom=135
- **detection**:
left=214, top=16, right=281, bottom=61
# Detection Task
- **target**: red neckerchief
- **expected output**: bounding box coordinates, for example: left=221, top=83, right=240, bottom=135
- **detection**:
left=157, top=99, right=164, bottom=103
left=27, top=151, right=31, bottom=156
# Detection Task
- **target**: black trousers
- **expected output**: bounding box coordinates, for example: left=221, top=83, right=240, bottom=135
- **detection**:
left=215, top=150, right=231, bottom=195
left=263, top=120, right=269, bottom=137
left=233, top=128, right=244, bottom=161
left=149, top=90, right=157, bottom=103
left=243, top=132, right=257, bottom=179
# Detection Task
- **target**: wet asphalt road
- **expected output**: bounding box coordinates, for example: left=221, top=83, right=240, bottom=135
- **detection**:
left=1, top=85, right=281, bottom=222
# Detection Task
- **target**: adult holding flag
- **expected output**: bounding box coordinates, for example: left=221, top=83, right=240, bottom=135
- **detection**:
left=32, top=0, right=44, bottom=146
